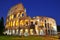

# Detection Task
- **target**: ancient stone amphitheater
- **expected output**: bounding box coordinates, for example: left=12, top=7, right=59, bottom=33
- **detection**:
left=4, top=3, right=57, bottom=36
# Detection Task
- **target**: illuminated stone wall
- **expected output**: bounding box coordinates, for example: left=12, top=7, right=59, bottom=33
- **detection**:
left=5, top=3, right=57, bottom=36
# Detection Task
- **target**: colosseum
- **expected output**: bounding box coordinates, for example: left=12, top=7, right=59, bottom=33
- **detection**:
left=4, top=3, right=57, bottom=36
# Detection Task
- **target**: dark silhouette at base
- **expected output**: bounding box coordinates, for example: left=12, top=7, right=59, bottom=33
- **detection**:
left=0, top=17, right=5, bottom=35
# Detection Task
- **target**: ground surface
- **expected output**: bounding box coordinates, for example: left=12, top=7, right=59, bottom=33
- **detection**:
left=0, top=35, right=59, bottom=40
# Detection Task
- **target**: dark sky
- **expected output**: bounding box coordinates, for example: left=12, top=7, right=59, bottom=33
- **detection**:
left=0, top=0, right=60, bottom=25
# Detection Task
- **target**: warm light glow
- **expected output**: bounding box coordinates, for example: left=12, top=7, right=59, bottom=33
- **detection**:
left=6, top=24, right=8, bottom=28
left=16, top=29, right=18, bottom=34
left=37, top=19, right=39, bottom=22
left=19, top=29, right=23, bottom=35
left=11, top=15, right=14, bottom=19
left=30, top=20, right=33, bottom=22
left=40, top=21, right=44, bottom=27
left=30, top=29, right=34, bottom=35
left=20, top=29, right=23, bottom=33
left=25, top=19, right=28, bottom=22
left=16, top=20, right=19, bottom=26
left=25, top=19, right=28, bottom=24
left=25, top=29, right=28, bottom=32
left=12, top=30, right=15, bottom=34
left=50, top=23, right=53, bottom=27
left=13, top=21, right=15, bottom=26
left=9, top=22, right=10, bottom=27
left=17, top=13, right=20, bottom=17
left=9, top=15, right=14, bottom=20
left=16, top=29, right=18, bottom=32
left=20, top=12, right=23, bottom=17
left=20, top=20, right=24, bottom=26
left=10, top=15, right=11, bottom=20
left=11, top=21, right=13, bottom=27
left=5, top=3, right=57, bottom=35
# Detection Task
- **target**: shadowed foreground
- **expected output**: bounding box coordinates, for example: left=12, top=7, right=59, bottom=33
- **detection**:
left=0, top=35, right=59, bottom=40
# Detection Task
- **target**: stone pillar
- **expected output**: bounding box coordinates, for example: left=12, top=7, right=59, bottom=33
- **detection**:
left=30, top=29, right=34, bottom=35
left=12, top=29, right=15, bottom=35
left=40, top=29, right=45, bottom=35
left=7, top=29, right=10, bottom=35
left=35, top=25, right=39, bottom=35
left=7, top=29, right=11, bottom=35
left=16, top=29, right=18, bottom=35
left=24, top=29, right=29, bottom=36
left=19, top=29, right=23, bottom=36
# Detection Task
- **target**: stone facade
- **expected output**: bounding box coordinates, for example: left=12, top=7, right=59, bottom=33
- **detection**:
left=4, top=3, right=57, bottom=36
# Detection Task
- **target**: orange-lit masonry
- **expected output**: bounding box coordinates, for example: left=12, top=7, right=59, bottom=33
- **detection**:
left=4, top=3, right=57, bottom=36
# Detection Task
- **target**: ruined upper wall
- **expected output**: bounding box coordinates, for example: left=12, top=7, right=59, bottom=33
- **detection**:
left=8, top=3, right=25, bottom=16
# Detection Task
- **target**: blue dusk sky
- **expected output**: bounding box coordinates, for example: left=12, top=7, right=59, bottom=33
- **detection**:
left=0, top=0, right=60, bottom=25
